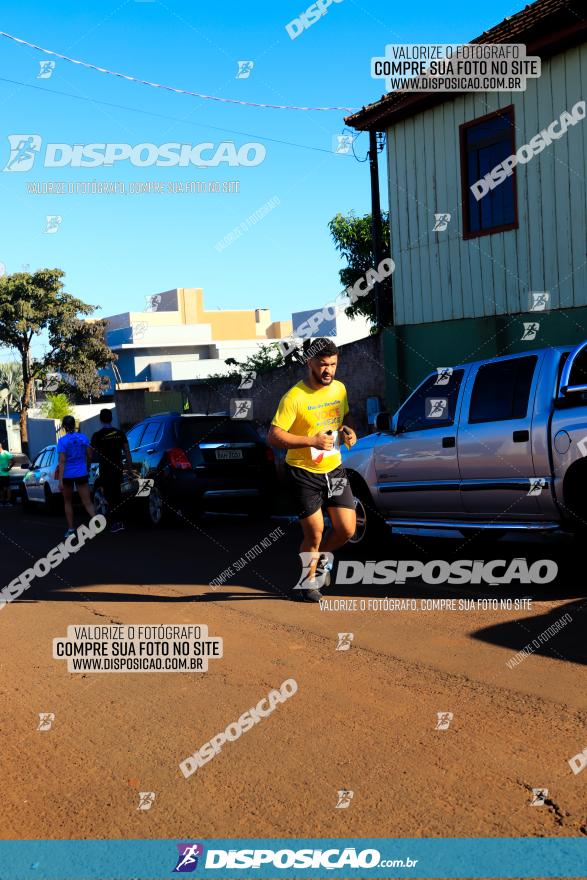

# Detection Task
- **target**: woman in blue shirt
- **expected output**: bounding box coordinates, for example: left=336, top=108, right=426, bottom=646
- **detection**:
left=56, top=415, right=96, bottom=537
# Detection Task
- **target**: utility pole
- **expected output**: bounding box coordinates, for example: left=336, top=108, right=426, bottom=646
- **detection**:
left=369, top=129, right=385, bottom=331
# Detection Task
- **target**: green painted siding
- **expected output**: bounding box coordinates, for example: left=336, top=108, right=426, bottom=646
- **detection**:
left=383, top=306, right=587, bottom=410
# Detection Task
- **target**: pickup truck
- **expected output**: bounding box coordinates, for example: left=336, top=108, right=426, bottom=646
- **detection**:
left=342, top=341, right=587, bottom=545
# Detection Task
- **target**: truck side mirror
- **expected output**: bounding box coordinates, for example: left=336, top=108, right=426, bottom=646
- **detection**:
left=375, top=411, right=391, bottom=432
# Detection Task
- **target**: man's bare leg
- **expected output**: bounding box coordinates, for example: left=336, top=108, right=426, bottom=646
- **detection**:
left=299, top=508, right=324, bottom=582
left=321, top=506, right=356, bottom=553
left=62, top=484, right=74, bottom=530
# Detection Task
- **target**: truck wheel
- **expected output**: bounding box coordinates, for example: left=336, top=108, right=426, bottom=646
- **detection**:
left=348, top=479, right=388, bottom=551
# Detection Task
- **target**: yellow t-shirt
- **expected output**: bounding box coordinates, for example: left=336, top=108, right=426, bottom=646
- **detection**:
left=272, top=379, right=349, bottom=474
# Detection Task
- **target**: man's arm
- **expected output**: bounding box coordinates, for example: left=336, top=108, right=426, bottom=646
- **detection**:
left=340, top=413, right=357, bottom=448
left=267, top=425, right=334, bottom=452
left=57, top=451, right=66, bottom=488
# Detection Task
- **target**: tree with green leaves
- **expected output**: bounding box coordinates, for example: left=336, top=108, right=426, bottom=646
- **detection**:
left=0, top=269, right=115, bottom=452
left=328, top=211, right=392, bottom=327
left=41, top=393, right=74, bottom=421
left=231, top=343, right=285, bottom=375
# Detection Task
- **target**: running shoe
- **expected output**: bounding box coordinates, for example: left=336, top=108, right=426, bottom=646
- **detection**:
left=315, top=554, right=332, bottom=588
left=64, top=528, right=76, bottom=538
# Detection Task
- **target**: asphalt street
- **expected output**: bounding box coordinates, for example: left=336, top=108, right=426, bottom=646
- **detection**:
left=0, top=502, right=586, bottom=842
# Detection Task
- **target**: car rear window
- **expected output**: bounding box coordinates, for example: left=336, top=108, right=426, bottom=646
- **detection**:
left=177, top=417, right=259, bottom=444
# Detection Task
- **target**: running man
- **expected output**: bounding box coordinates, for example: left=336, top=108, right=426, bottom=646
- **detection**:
left=90, top=409, right=131, bottom=533
left=0, top=441, right=14, bottom=507
left=268, top=338, right=357, bottom=602
left=56, top=416, right=95, bottom=537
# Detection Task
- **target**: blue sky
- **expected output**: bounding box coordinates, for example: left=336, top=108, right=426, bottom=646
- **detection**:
left=0, top=0, right=521, bottom=345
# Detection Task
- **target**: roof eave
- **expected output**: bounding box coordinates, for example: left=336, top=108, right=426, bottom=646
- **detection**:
left=346, top=6, right=587, bottom=131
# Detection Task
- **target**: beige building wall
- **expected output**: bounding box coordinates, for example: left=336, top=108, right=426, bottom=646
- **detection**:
left=177, top=288, right=265, bottom=340
left=107, top=288, right=290, bottom=343
left=267, top=320, right=293, bottom=338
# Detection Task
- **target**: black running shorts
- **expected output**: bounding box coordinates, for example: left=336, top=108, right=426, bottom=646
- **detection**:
left=285, top=463, right=355, bottom=520
left=62, top=475, right=88, bottom=487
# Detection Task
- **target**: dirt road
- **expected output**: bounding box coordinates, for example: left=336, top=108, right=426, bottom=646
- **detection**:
left=1, top=509, right=586, bottom=843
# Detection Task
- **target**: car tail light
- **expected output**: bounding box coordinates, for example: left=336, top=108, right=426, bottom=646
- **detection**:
left=265, top=447, right=275, bottom=462
left=166, top=447, right=192, bottom=470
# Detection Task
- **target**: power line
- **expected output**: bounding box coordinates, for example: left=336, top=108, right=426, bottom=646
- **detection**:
left=0, top=77, right=342, bottom=155
left=0, top=30, right=359, bottom=113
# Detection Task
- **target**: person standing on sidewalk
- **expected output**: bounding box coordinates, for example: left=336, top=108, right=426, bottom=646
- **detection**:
left=56, top=416, right=95, bottom=537
left=90, top=409, right=131, bottom=533
left=0, top=441, right=14, bottom=507
left=268, top=338, right=357, bottom=602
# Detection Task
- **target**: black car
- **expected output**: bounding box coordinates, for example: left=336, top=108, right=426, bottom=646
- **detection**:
left=93, top=412, right=276, bottom=526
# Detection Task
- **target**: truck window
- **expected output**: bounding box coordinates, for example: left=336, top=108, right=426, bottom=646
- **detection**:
left=469, top=356, right=537, bottom=423
left=396, top=370, right=464, bottom=433
left=566, top=346, right=587, bottom=388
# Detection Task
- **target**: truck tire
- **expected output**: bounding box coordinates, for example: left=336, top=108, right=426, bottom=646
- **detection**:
left=347, top=477, right=389, bottom=551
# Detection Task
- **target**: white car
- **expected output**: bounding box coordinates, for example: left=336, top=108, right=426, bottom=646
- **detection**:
left=21, top=444, right=61, bottom=511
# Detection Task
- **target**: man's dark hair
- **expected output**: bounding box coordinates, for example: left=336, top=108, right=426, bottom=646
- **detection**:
left=62, top=415, right=76, bottom=432
left=304, top=337, right=338, bottom=360
left=99, top=408, right=113, bottom=423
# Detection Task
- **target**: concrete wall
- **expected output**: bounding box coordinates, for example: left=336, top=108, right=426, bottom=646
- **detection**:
left=113, top=333, right=387, bottom=435
left=27, top=418, right=59, bottom=459
left=186, top=333, right=386, bottom=436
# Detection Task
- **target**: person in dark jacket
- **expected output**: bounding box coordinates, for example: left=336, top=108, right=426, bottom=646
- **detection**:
left=91, top=409, right=131, bottom=533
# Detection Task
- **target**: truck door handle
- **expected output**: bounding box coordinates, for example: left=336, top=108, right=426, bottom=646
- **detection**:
left=442, top=436, right=456, bottom=448
left=512, top=430, right=529, bottom=442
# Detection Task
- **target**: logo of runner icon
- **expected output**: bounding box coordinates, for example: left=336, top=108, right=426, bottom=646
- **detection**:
left=173, top=843, right=204, bottom=872
left=4, top=134, right=42, bottom=172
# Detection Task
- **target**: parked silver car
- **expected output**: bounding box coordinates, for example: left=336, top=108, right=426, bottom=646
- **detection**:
left=22, top=445, right=97, bottom=512
left=21, top=444, right=61, bottom=511
left=342, top=341, right=587, bottom=544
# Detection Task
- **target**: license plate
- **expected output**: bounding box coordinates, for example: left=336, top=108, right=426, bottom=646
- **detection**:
left=215, top=449, right=243, bottom=460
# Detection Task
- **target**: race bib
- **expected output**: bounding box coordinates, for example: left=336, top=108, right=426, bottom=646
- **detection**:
left=310, top=430, right=339, bottom=461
